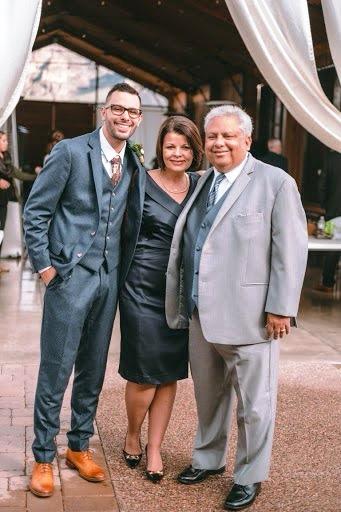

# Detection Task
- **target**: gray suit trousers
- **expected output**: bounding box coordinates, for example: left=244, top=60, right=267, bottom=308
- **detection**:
left=33, top=264, right=118, bottom=462
left=190, top=310, right=279, bottom=485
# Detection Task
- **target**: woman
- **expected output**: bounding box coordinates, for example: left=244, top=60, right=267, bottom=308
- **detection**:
left=119, top=116, right=203, bottom=482
left=0, top=131, right=36, bottom=272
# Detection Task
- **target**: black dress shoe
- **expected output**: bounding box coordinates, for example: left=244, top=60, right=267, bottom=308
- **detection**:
left=177, top=465, right=225, bottom=485
left=145, top=445, right=164, bottom=483
left=224, top=483, right=261, bottom=510
left=122, top=435, right=142, bottom=469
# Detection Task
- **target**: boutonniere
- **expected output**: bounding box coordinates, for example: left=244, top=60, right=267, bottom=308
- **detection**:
left=130, top=142, right=144, bottom=165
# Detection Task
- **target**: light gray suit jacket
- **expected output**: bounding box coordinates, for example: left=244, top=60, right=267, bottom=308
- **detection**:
left=165, top=154, right=308, bottom=345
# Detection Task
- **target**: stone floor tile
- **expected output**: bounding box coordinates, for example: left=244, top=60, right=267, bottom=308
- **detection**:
left=12, top=416, right=34, bottom=427
left=0, top=469, right=25, bottom=477
left=60, top=468, right=113, bottom=497
left=27, top=488, right=64, bottom=512
left=0, top=453, right=25, bottom=472
left=0, top=508, right=26, bottom=512
left=1, top=366, right=22, bottom=378
left=0, top=409, right=10, bottom=417
left=0, top=428, right=25, bottom=453
left=0, top=417, right=11, bottom=426
left=0, top=426, right=25, bottom=436
left=12, top=408, right=33, bottom=418
left=0, top=477, right=8, bottom=491
left=63, top=496, right=119, bottom=512
left=8, top=476, right=28, bottom=491
left=0, top=490, right=26, bottom=508
left=0, top=397, right=25, bottom=409
left=0, top=387, right=25, bottom=397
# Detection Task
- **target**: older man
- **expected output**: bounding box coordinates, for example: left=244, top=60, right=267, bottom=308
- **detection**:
left=166, top=106, right=307, bottom=510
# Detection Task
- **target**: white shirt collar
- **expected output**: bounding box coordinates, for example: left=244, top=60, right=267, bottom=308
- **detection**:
left=99, top=127, right=126, bottom=163
left=213, top=153, right=249, bottom=183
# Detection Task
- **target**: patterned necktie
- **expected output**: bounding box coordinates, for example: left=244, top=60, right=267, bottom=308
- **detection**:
left=110, top=156, right=122, bottom=187
left=206, top=172, right=226, bottom=211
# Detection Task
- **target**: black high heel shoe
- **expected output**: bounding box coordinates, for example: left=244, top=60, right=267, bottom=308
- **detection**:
left=122, top=435, right=142, bottom=469
left=145, top=445, right=164, bottom=483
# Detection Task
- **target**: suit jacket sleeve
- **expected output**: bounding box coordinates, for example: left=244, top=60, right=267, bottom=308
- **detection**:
left=265, top=177, right=308, bottom=317
left=23, top=140, right=71, bottom=272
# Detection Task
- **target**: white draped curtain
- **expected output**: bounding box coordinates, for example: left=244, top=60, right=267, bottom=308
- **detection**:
left=225, top=0, right=341, bottom=151
left=0, top=0, right=42, bottom=127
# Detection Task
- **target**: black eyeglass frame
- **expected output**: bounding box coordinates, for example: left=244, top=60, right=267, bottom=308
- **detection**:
left=103, top=104, right=142, bottom=119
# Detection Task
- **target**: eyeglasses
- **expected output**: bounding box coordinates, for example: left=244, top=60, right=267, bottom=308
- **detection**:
left=104, top=104, right=142, bottom=119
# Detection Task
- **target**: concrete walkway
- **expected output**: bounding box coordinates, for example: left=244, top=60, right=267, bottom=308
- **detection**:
left=0, top=259, right=340, bottom=511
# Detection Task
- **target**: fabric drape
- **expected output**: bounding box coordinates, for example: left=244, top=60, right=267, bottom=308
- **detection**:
left=321, top=0, right=341, bottom=86
left=0, top=0, right=42, bottom=127
left=225, top=0, right=341, bottom=151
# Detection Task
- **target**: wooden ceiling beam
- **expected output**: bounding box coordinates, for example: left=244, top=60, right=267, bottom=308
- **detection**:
left=34, top=29, right=181, bottom=98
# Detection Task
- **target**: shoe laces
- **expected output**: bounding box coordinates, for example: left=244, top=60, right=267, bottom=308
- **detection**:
left=82, top=450, right=94, bottom=461
left=39, top=463, right=52, bottom=473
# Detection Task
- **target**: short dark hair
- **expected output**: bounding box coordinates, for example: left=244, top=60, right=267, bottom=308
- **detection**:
left=105, top=82, right=141, bottom=105
left=156, top=116, right=203, bottom=172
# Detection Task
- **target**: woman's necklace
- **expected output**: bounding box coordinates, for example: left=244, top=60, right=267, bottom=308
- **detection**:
left=158, top=171, right=189, bottom=194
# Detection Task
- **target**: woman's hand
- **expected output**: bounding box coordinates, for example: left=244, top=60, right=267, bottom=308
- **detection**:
left=0, top=179, right=10, bottom=190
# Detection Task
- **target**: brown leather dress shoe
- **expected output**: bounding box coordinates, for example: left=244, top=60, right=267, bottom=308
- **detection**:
left=66, top=449, right=105, bottom=482
left=29, top=462, right=54, bottom=497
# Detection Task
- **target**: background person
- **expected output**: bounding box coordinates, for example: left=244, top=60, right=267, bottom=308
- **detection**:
left=119, top=116, right=203, bottom=482
left=261, top=137, right=288, bottom=172
left=0, top=130, right=36, bottom=271
left=315, top=150, right=341, bottom=292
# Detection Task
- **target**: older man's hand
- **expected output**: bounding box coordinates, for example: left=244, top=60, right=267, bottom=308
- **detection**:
left=266, top=313, right=290, bottom=339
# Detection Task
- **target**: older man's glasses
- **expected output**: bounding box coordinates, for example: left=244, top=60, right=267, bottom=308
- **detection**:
left=104, top=104, right=142, bottom=119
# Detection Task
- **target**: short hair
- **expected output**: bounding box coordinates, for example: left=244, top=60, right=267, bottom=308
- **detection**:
left=0, top=130, right=6, bottom=136
left=105, top=82, right=141, bottom=105
left=156, top=116, right=204, bottom=172
left=204, top=105, right=253, bottom=136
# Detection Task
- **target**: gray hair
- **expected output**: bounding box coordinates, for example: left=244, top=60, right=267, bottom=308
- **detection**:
left=204, top=105, right=253, bottom=136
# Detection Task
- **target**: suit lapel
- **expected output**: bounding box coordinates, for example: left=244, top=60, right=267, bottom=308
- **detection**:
left=88, top=129, right=103, bottom=214
left=208, top=155, right=255, bottom=235
left=171, top=169, right=214, bottom=248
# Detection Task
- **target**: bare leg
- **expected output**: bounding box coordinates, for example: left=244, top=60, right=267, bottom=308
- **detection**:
left=147, top=381, right=177, bottom=471
left=125, top=381, right=156, bottom=454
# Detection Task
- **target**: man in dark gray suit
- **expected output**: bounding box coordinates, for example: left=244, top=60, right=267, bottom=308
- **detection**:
left=24, top=83, right=144, bottom=497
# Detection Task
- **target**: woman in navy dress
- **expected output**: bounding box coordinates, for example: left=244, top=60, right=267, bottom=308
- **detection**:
left=119, top=116, right=203, bottom=481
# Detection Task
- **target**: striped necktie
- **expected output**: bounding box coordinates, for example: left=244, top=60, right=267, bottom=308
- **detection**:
left=206, top=172, right=225, bottom=211
left=110, top=155, right=122, bottom=187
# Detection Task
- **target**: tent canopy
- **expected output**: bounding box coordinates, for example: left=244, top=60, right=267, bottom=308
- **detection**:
left=35, top=0, right=331, bottom=98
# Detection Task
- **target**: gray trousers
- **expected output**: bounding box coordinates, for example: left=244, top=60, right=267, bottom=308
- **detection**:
left=33, top=264, right=118, bottom=462
left=189, top=310, right=279, bottom=485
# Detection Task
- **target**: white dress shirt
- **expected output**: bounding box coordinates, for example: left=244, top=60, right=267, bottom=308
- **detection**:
left=99, top=127, right=126, bottom=178
left=210, top=153, right=249, bottom=204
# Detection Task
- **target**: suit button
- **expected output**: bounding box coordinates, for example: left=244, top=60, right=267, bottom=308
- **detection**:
left=112, top=192, right=115, bottom=196
left=201, top=223, right=206, bottom=228
left=195, top=271, right=199, bottom=275
left=105, top=250, right=108, bottom=255
left=90, top=231, right=96, bottom=236
left=106, top=236, right=110, bottom=240
left=77, top=252, right=83, bottom=258
left=111, top=207, right=114, bottom=211
left=195, top=246, right=201, bottom=251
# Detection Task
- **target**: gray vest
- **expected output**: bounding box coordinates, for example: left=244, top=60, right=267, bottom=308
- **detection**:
left=79, top=155, right=132, bottom=273
left=183, top=174, right=230, bottom=314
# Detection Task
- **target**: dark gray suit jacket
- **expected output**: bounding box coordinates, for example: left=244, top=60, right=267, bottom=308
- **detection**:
left=23, top=128, right=144, bottom=278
